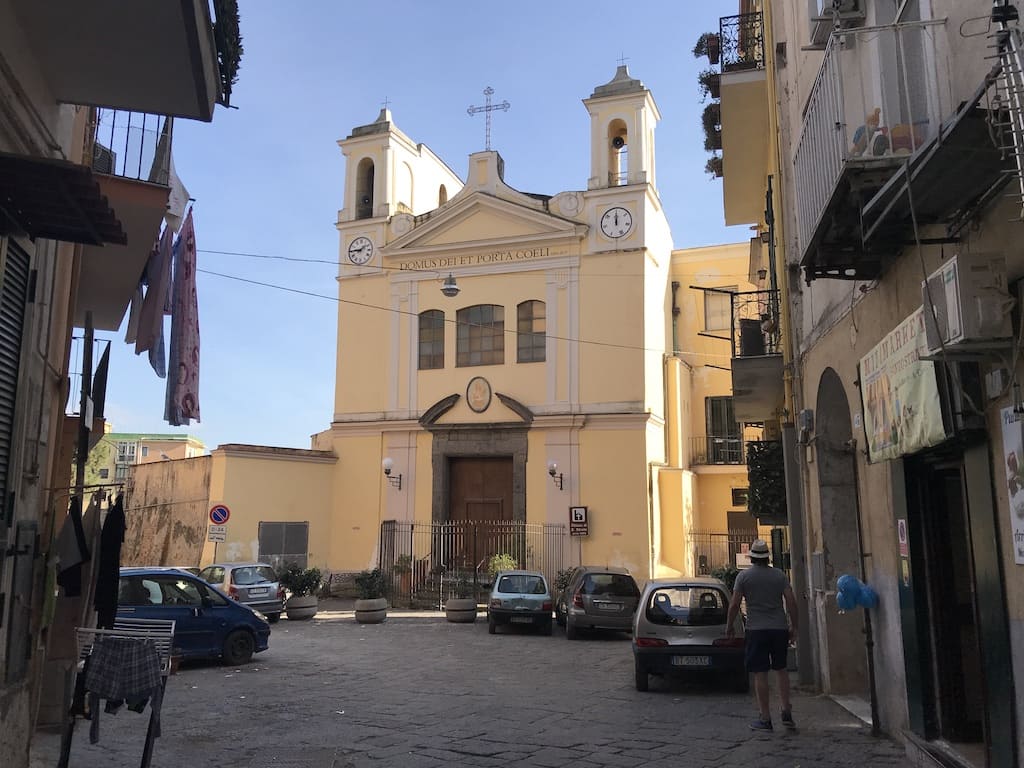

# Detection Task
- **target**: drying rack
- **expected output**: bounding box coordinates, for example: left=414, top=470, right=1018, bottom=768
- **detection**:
left=57, top=618, right=176, bottom=768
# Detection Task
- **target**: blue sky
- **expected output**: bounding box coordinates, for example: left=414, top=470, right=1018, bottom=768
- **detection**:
left=100, top=1, right=750, bottom=451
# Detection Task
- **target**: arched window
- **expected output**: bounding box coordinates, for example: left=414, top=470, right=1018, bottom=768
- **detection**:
left=608, top=119, right=628, bottom=186
left=456, top=304, right=504, bottom=367
left=438, top=184, right=448, bottom=206
left=356, top=158, right=374, bottom=219
left=517, top=300, right=546, bottom=363
left=418, top=310, right=445, bottom=370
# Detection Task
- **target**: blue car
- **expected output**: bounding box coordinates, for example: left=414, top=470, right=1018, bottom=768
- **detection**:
left=117, top=567, right=271, bottom=665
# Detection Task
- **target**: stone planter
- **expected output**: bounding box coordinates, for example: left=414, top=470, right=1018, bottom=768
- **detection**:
left=444, top=598, right=477, bottom=623
left=285, top=595, right=319, bottom=621
left=354, top=597, right=388, bottom=624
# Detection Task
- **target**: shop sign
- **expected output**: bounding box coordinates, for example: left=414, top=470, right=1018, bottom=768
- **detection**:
left=859, top=307, right=945, bottom=462
left=998, top=406, right=1024, bottom=565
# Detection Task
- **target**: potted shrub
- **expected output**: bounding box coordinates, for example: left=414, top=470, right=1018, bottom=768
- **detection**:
left=486, top=553, right=518, bottom=583
left=705, top=154, right=723, bottom=178
left=444, top=576, right=477, bottom=623
left=698, top=69, right=721, bottom=102
left=354, top=568, right=388, bottom=624
left=693, top=32, right=721, bottom=65
left=278, top=563, right=322, bottom=620
left=702, top=102, right=722, bottom=151
left=392, top=553, right=413, bottom=596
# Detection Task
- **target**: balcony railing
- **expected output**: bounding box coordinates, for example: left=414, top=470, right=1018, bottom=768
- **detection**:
left=689, top=436, right=747, bottom=466
left=793, top=20, right=952, bottom=261
left=730, top=289, right=781, bottom=357
left=90, top=109, right=174, bottom=184
left=720, top=12, right=764, bottom=72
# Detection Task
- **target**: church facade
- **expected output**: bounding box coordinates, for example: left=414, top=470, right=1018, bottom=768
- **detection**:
left=194, top=68, right=762, bottom=589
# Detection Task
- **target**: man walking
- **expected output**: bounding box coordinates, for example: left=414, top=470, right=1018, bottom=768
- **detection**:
left=726, top=539, right=799, bottom=731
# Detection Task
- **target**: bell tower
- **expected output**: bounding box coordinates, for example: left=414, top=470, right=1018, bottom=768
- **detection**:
left=583, top=65, right=661, bottom=191
left=337, top=107, right=417, bottom=223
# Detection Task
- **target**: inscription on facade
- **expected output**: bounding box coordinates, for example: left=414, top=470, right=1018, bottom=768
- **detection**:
left=399, top=246, right=551, bottom=271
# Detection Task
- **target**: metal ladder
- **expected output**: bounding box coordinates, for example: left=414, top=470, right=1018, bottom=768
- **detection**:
left=990, top=1, right=1024, bottom=217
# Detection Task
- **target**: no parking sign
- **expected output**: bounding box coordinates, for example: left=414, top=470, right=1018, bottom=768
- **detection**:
left=209, top=504, right=230, bottom=525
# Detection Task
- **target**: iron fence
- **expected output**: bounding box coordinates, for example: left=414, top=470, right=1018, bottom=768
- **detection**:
left=379, top=520, right=566, bottom=608
left=688, top=530, right=759, bottom=576
left=720, top=12, right=764, bottom=72
left=731, top=289, right=781, bottom=358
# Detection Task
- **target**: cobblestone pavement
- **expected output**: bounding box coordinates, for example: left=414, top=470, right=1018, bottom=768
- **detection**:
left=31, top=600, right=911, bottom=768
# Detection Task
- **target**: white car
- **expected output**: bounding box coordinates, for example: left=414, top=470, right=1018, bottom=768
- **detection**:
left=487, top=570, right=553, bottom=635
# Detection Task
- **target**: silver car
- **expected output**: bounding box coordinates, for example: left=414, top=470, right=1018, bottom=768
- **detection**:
left=198, top=562, right=284, bottom=623
left=631, top=576, right=747, bottom=692
left=487, top=570, right=553, bottom=635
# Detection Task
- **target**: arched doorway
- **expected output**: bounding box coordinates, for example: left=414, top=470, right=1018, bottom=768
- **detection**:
left=814, top=368, right=869, bottom=696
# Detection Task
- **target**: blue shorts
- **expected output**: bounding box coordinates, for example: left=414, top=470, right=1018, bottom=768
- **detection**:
left=745, top=629, right=789, bottom=672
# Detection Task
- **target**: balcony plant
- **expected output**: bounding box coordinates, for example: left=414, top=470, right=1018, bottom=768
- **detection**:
left=698, top=68, right=721, bottom=102
left=445, top=576, right=477, bottom=623
left=705, top=154, right=723, bottom=179
left=693, top=32, right=721, bottom=65
left=746, top=441, right=787, bottom=525
left=354, top=567, right=388, bottom=624
left=702, top=102, right=722, bottom=151
left=278, top=563, right=322, bottom=620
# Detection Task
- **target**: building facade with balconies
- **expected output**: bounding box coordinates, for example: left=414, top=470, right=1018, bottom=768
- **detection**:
left=0, top=2, right=240, bottom=765
left=768, top=1, right=1022, bottom=765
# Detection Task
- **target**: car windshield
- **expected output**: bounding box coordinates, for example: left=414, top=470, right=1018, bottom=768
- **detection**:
left=233, top=566, right=277, bottom=585
left=497, top=575, right=546, bottom=595
left=646, top=586, right=727, bottom=626
left=582, top=573, right=639, bottom=598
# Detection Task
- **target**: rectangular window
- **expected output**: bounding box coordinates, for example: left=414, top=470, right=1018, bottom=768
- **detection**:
left=517, top=301, right=546, bottom=363
left=418, top=310, right=445, bottom=370
left=706, top=397, right=741, bottom=463
left=116, top=441, right=137, bottom=464
left=457, top=305, right=504, bottom=367
left=731, top=487, right=749, bottom=507
left=141, top=446, right=149, bottom=458
left=98, top=468, right=109, bottom=479
left=258, top=521, right=310, bottom=570
left=704, top=286, right=736, bottom=331
left=114, top=464, right=129, bottom=481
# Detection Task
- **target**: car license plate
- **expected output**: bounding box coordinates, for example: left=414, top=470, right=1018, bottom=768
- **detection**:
left=672, top=655, right=710, bottom=667
left=248, top=588, right=268, bottom=596
left=510, top=616, right=533, bottom=624
left=598, top=603, right=622, bottom=611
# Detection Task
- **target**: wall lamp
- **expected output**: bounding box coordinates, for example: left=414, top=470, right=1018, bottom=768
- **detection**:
left=757, top=268, right=768, bottom=281
left=382, top=457, right=402, bottom=490
left=440, top=273, right=460, bottom=298
left=547, top=460, right=564, bottom=490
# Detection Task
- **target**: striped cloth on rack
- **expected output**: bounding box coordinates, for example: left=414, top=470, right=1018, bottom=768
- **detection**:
left=84, top=635, right=163, bottom=744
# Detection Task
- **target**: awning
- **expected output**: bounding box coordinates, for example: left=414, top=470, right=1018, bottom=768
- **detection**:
left=0, top=151, right=126, bottom=245
left=861, top=77, right=1012, bottom=246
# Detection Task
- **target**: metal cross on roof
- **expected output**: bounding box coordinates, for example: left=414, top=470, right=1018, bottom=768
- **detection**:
left=467, top=86, right=510, bottom=151
left=617, top=53, right=629, bottom=66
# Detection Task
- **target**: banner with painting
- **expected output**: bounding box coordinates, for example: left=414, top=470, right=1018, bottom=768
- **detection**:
left=998, top=406, right=1024, bottom=565
left=859, top=307, right=945, bottom=462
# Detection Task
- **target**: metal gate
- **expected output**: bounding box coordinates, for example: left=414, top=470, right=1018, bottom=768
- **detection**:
left=379, top=520, right=565, bottom=607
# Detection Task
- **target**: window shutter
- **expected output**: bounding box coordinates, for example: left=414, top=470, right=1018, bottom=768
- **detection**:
left=0, top=240, right=30, bottom=527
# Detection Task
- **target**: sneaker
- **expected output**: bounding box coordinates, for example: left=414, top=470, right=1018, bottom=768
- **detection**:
left=781, top=710, right=796, bottom=729
left=749, top=718, right=773, bottom=731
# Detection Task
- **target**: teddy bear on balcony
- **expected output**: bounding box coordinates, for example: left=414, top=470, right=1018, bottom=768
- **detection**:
left=850, top=107, right=881, bottom=157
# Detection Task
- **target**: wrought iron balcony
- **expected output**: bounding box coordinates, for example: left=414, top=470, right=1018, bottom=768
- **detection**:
left=730, top=289, right=781, bottom=358
left=689, top=436, right=747, bottom=466
left=90, top=110, right=174, bottom=184
left=720, top=12, right=764, bottom=73
left=793, top=20, right=952, bottom=280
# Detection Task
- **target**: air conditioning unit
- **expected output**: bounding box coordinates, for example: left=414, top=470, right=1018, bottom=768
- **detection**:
left=92, top=143, right=116, bottom=175
left=921, top=253, right=1013, bottom=356
left=809, top=0, right=863, bottom=47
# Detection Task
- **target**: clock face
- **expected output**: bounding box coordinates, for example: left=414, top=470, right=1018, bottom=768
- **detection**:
left=600, top=207, right=633, bottom=238
left=347, top=236, right=373, bottom=265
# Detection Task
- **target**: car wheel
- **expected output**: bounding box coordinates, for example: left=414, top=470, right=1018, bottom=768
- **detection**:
left=487, top=616, right=496, bottom=635
left=541, top=618, right=553, bottom=636
left=222, top=629, right=256, bottom=666
left=634, top=658, right=649, bottom=692
left=555, top=605, right=565, bottom=627
left=565, top=618, right=578, bottom=641
left=266, top=613, right=281, bottom=624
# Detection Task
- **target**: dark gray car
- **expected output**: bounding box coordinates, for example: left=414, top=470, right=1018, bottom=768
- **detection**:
left=555, top=566, right=640, bottom=640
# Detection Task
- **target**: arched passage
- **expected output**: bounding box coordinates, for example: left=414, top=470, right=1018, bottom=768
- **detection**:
left=814, top=367, right=869, bottom=696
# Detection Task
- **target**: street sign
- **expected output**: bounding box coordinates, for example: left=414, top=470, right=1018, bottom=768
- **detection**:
left=209, top=504, right=230, bottom=525
left=208, top=525, right=226, bottom=543
left=569, top=506, right=589, bottom=537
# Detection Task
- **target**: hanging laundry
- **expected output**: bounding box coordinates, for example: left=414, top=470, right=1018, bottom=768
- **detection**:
left=84, top=636, right=163, bottom=745
left=135, top=226, right=173, bottom=365
left=165, top=209, right=201, bottom=426
left=56, top=496, right=90, bottom=597
left=93, top=494, right=125, bottom=629
left=124, top=281, right=143, bottom=345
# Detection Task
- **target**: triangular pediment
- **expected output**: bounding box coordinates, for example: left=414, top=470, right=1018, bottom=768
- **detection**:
left=383, top=191, right=587, bottom=257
